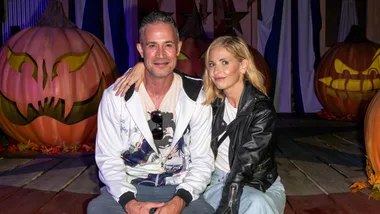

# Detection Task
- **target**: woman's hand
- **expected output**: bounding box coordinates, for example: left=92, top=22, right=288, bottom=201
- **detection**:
left=113, top=62, right=145, bottom=97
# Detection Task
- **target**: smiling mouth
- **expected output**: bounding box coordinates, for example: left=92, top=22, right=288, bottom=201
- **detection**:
left=154, top=62, right=169, bottom=66
left=214, top=77, right=225, bottom=81
left=318, top=77, right=380, bottom=100
left=0, top=75, right=106, bottom=125
left=318, top=57, right=380, bottom=101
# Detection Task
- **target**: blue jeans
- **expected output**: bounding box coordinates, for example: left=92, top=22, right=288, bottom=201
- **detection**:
left=87, top=184, right=215, bottom=214
left=203, top=168, right=286, bottom=214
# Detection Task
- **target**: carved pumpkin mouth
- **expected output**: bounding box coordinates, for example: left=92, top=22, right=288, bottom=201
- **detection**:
left=318, top=55, right=380, bottom=101
left=0, top=74, right=106, bottom=125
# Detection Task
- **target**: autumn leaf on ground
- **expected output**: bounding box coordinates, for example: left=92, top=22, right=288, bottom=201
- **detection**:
left=7, top=145, right=18, bottom=152
left=350, top=182, right=370, bottom=193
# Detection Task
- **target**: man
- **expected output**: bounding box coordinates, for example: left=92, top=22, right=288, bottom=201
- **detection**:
left=87, top=11, right=215, bottom=214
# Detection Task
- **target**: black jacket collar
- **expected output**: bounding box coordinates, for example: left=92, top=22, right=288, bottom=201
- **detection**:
left=124, top=70, right=203, bottom=102
left=212, top=80, right=269, bottom=117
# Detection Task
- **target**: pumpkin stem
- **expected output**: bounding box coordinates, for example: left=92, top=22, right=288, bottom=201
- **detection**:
left=36, top=0, right=77, bottom=28
left=344, top=25, right=369, bottom=43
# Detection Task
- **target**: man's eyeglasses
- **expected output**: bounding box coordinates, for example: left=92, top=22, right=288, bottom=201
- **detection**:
left=150, top=110, right=163, bottom=140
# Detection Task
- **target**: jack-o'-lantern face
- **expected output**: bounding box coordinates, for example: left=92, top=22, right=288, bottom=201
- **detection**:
left=0, top=26, right=118, bottom=146
left=315, top=43, right=380, bottom=118
left=318, top=50, right=380, bottom=101
left=1, top=46, right=106, bottom=125
left=176, top=37, right=210, bottom=77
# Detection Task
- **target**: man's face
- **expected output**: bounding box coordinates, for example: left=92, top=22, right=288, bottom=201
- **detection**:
left=137, top=22, right=182, bottom=78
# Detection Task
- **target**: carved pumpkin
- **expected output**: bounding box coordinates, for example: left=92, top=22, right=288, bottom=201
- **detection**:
left=0, top=1, right=118, bottom=146
left=176, top=37, right=210, bottom=78
left=249, top=46, right=271, bottom=94
left=315, top=26, right=380, bottom=120
left=364, top=91, right=380, bottom=174
left=359, top=91, right=380, bottom=198
left=175, top=4, right=211, bottom=78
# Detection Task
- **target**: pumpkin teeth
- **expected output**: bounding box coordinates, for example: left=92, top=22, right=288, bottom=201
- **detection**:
left=64, top=101, right=73, bottom=119
left=32, top=100, right=41, bottom=115
left=319, top=78, right=380, bottom=91
left=52, top=96, right=59, bottom=108
left=16, top=102, right=29, bottom=119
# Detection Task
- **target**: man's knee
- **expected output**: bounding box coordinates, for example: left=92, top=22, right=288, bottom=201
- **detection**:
left=87, top=193, right=125, bottom=214
left=182, top=198, right=215, bottom=214
left=87, top=198, right=101, bottom=214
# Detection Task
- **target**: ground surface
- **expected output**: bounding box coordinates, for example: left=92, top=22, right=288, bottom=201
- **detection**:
left=0, top=113, right=378, bottom=214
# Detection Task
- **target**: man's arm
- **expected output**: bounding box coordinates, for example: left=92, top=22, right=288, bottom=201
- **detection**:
left=95, top=87, right=137, bottom=208
left=175, top=91, right=214, bottom=204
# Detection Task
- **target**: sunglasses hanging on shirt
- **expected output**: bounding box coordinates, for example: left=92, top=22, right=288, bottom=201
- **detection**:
left=150, top=110, right=163, bottom=140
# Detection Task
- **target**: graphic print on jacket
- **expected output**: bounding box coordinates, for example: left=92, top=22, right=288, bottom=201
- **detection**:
left=121, top=112, right=191, bottom=186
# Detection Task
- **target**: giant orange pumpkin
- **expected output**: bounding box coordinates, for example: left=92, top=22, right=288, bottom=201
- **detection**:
left=0, top=1, right=118, bottom=146
left=352, top=91, right=380, bottom=199
left=315, top=27, right=380, bottom=120
left=364, top=91, right=380, bottom=174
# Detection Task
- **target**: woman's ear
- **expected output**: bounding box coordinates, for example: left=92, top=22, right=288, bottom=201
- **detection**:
left=240, top=59, right=248, bottom=74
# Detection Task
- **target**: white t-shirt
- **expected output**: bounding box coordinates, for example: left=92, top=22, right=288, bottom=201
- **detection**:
left=138, top=74, right=181, bottom=155
left=215, top=98, right=237, bottom=173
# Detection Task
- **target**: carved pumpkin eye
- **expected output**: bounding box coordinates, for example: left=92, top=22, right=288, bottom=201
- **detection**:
left=199, top=50, right=207, bottom=59
left=177, top=52, right=189, bottom=60
left=334, top=59, right=359, bottom=75
left=7, top=46, right=38, bottom=76
left=52, top=45, right=93, bottom=80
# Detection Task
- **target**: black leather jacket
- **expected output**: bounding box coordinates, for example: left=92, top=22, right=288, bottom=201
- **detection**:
left=211, top=81, right=278, bottom=214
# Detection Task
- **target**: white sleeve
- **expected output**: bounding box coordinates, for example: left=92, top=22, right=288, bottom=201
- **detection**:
left=176, top=91, right=214, bottom=201
left=95, top=88, right=137, bottom=202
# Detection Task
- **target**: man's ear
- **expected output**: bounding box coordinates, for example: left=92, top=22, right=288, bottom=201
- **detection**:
left=137, top=43, right=144, bottom=58
left=176, top=41, right=183, bottom=56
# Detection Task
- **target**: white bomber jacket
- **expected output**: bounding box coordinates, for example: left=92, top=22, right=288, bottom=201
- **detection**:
left=95, top=72, right=214, bottom=208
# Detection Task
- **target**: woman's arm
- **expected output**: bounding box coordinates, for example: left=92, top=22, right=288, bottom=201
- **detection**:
left=216, top=100, right=276, bottom=214
left=113, top=62, right=145, bottom=97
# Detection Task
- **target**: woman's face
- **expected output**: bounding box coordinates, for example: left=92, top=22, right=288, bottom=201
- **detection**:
left=207, top=46, right=246, bottom=91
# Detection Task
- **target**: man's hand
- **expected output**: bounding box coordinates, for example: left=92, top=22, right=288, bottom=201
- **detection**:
left=154, top=196, right=186, bottom=214
left=124, top=200, right=164, bottom=214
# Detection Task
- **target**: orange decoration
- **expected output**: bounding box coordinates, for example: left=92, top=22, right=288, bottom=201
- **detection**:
left=364, top=91, right=380, bottom=175
left=350, top=91, right=380, bottom=200
left=315, top=26, right=380, bottom=121
left=0, top=1, right=118, bottom=147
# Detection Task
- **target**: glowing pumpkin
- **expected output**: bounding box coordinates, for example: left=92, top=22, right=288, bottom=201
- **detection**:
left=315, top=27, right=380, bottom=120
left=360, top=91, right=380, bottom=198
left=175, top=4, right=211, bottom=78
left=249, top=46, right=271, bottom=94
left=365, top=91, right=380, bottom=174
left=0, top=1, right=118, bottom=146
left=176, top=37, right=210, bottom=78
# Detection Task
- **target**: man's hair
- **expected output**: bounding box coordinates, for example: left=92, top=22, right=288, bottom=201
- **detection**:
left=139, top=11, right=179, bottom=43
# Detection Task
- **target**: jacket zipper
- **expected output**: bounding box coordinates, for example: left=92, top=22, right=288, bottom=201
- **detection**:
left=257, top=156, right=271, bottom=171
left=222, top=183, right=238, bottom=214
left=155, top=174, right=159, bottom=186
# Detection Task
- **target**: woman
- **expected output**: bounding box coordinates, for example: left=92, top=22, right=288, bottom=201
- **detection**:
left=113, top=36, right=286, bottom=214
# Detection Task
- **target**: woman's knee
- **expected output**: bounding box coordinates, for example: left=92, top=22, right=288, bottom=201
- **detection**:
left=239, top=187, right=280, bottom=213
left=242, top=192, right=270, bottom=205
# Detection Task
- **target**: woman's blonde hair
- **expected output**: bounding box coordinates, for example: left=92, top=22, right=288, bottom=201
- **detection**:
left=202, top=36, right=267, bottom=105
